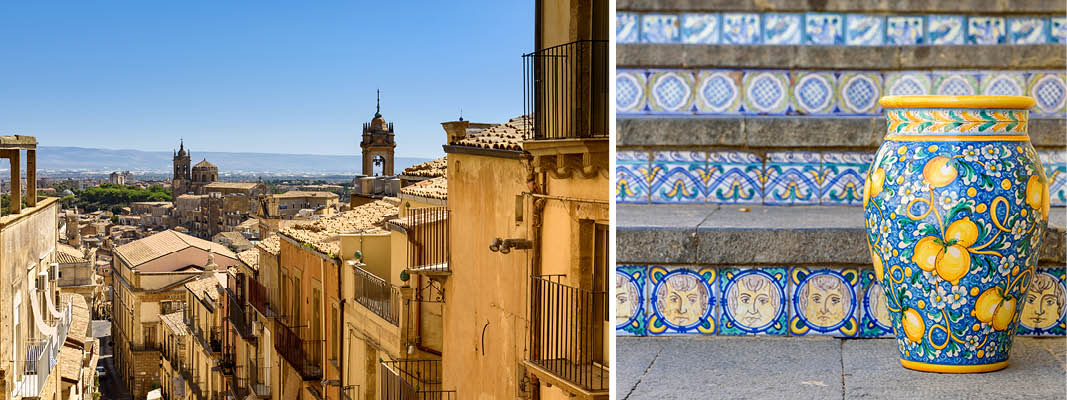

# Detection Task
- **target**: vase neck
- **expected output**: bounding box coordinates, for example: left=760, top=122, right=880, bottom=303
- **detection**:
left=884, top=108, right=1029, bottom=140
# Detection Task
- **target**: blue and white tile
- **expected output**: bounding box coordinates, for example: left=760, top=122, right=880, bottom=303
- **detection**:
left=1052, top=17, right=1066, bottom=43
left=616, top=12, right=640, bottom=43
left=642, top=13, right=680, bottom=43
left=979, top=71, right=1026, bottom=96
left=1009, top=17, right=1047, bottom=44
left=1027, top=72, right=1067, bottom=116
left=792, top=71, right=837, bottom=115
left=695, top=70, right=743, bottom=114
left=884, top=71, right=931, bottom=96
left=820, top=152, right=873, bottom=206
left=650, top=151, right=708, bottom=204
left=886, top=16, right=924, bottom=45
left=927, top=15, right=965, bottom=45
left=719, top=267, right=790, bottom=336
left=763, top=13, right=803, bottom=45
left=805, top=13, right=844, bottom=45
left=788, top=267, right=861, bottom=337
left=616, top=266, right=648, bottom=336
left=682, top=13, right=720, bottom=44
left=1040, top=150, right=1066, bottom=207
left=722, top=13, right=761, bottom=44
left=845, top=14, right=884, bottom=45
left=648, top=70, right=695, bottom=113
left=616, top=69, right=647, bottom=114
left=742, top=70, right=790, bottom=114
left=646, top=265, right=719, bottom=335
left=707, top=151, right=763, bottom=204
left=968, top=16, right=1006, bottom=44
left=932, top=71, right=980, bottom=96
left=763, top=152, right=820, bottom=205
left=837, top=71, right=882, bottom=115
left=616, top=151, right=650, bottom=204
left=859, top=268, right=894, bottom=337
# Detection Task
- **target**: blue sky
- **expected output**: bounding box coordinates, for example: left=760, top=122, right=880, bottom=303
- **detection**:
left=0, top=2, right=533, bottom=158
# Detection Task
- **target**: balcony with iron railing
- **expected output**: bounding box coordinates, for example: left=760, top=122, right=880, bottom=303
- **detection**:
left=14, top=297, right=73, bottom=398
left=226, top=289, right=256, bottom=340
left=225, top=376, right=250, bottom=399
left=273, top=319, right=323, bottom=381
left=403, top=207, right=449, bottom=275
left=353, top=264, right=401, bottom=326
left=249, top=358, right=271, bottom=398
left=178, top=364, right=205, bottom=400
left=525, top=275, right=608, bottom=399
left=248, top=277, right=275, bottom=318
left=379, top=359, right=455, bottom=400
left=523, top=39, right=608, bottom=141
left=187, top=321, right=222, bottom=355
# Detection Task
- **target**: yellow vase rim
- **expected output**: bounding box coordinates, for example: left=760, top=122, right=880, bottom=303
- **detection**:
left=879, top=95, right=1036, bottom=109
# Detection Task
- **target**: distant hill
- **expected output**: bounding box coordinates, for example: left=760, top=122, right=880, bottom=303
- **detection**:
left=27, top=146, right=433, bottom=175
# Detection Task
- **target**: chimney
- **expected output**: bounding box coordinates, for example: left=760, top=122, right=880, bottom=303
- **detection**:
left=441, top=120, right=470, bottom=144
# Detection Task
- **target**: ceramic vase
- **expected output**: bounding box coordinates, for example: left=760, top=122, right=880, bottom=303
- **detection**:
left=863, top=95, right=1050, bottom=373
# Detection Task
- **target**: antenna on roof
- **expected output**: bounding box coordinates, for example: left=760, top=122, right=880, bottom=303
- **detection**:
left=375, top=89, right=381, bottom=118
left=459, top=109, right=464, bottom=121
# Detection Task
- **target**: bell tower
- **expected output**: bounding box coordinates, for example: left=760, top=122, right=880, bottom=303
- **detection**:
left=361, top=90, right=396, bottom=176
left=173, top=139, right=191, bottom=194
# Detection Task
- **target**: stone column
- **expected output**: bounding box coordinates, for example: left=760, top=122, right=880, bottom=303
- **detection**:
left=26, top=150, right=36, bottom=207
left=9, top=150, right=20, bottom=215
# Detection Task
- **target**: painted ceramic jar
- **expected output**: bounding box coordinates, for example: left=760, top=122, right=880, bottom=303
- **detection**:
left=864, top=96, right=1050, bottom=373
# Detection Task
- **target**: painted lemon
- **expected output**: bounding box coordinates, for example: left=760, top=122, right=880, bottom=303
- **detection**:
left=992, top=296, right=1016, bottom=331
left=868, top=168, right=885, bottom=199
left=974, top=287, right=1002, bottom=324
left=871, top=244, right=884, bottom=282
left=912, top=236, right=941, bottom=272
left=922, top=156, right=958, bottom=188
left=901, top=308, right=925, bottom=343
left=945, top=217, right=979, bottom=247
left=935, top=244, right=970, bottom=285
left=1025, top=175, right=1051, bottom=221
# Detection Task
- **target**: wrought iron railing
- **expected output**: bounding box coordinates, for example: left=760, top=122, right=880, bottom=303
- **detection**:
left=405, top=207, right=449, bottom=273
left=523, top=39, right=609, bottom=140
left=528, top=275, right=608, bottom=392
left=379, top=359, right=455, bottom=400
left=227, top=289, right=256, bottom=339
left=249, top=358, right=271, bottom=397
left=273, top=319, right=323, bottom=381
left=179, top=365, right=204, bottom=400
left=353, top=265, right=401, bottom=326
left=248, top=277, right=274, bottom=317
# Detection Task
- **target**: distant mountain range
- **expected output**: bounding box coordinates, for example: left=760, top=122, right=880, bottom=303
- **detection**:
left=23, top=146, right=433, bottom=176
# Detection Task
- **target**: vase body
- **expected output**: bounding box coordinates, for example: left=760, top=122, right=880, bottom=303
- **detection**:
left=864, top=96, right=1049, bottom=373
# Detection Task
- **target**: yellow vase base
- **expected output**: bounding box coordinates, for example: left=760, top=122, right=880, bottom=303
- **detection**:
left=900, top=359, right=1009, bottom=373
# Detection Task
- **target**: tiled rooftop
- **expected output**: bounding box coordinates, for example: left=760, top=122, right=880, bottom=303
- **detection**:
left=274, top=190, right=339, bottom=199
left=237, top=248, right=259, bottom=271
left=203, top=181, right=261, bottom=190
left=55, top=243, right=88, bottom=264
left=185, top=273, right=225, bottom=303
left=280, top=198, right=399, bottom=256
left=401, top=156, right=446, bottom=177
left=399, top=176, right=447, bottom=200
left=160, top=311, right=188, bottom=336
left=114, top=230, right=235, bottom=269
left=257, top=234, right=280, bottom=255
left=452, top=115, right=530, bottom=151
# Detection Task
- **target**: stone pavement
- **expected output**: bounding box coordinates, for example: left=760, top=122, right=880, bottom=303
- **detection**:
left=618, top=336, right=1066, bottom=400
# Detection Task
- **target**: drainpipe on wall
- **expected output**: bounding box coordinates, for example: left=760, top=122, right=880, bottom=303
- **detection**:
left=521, top=151, right=545, bottom=400
left=336, top=257, right=344, bottom=400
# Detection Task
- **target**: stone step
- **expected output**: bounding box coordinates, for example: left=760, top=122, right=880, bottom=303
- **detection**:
left=616, top=204, right=1066, bottom=265
left=618, top=0, right=1064, bottom=14
left=617, top=116, right=1067, bottom=149
left=617, top=44, right=1066, bottom=70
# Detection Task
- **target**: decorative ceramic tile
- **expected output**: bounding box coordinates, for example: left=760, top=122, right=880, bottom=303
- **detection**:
left=648, top=70, right=695, bottom=113
left=1016, top=266, right=1066, bottom=336
left=792, top=71, right=837, bottom=115
left=763, top=13, right=803, bottom=45
left=722, top=13, right=761, bottom=44
left=858, top=268, right=894, bottom=337
left=1027, top=72, right=1067, bottom=115
left=845, top=14, right=884, bottom=45
left=886, top=16, right=924, bottom=45
left=695, top=70, right=743, bottom=114
left=646, top=265, right=719, bottom=335
left=805, top=13, right=844, bottom=45
left=968, top=16, right=1006, bottom=44
left=616, top=266, right=648, bottom=336
left=1052, top=17, right=1066, bottom=43
left=616, top=151, right=650, bottom=204
left=642, top=13, right=680, bottom=43
left=837, top=71, right=882, bottom=115
left=1009, top=17, right=1047, bottom=44
left=932, top=71, right=979, bottom=96
left=979, top=71, right=1026, bottom=96
left=719, top=267, right=789, bottom=335
left=616, top=69, right=647, bottom=114
left=682, top=13, right=720, bottom=44
left=707, top=151, right=763, bottom=204
left=764, top=152, right=820, bottom=205
left=820, top=152, right=872, bottom=206
left=616, top=12, right=640, bottom=44
left=650, top=151, right=708, bottom=204
left=884, top=71, right=931, bottom=96
left=927, top=15, right=965, bottom=45
left=1040, top=150, right=1066, bottom=207
left=742, top=70, right=790, bottom=114
left=789, top=267, right=860, bottom=337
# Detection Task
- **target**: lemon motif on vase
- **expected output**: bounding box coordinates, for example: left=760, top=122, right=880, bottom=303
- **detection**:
left=864, top=96, right=1048, bottom=373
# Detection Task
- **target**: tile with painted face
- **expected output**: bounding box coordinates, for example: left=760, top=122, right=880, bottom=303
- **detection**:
left=616, top=266, right=648, bottom=336
left=1018, top=268, right=1066, bottom=336
left=647, top=266, right=718, bottom=335
left=859, top=268, right=893, bottom=337
left=720, top=268, right=788, bottom=335
left=790, top=267, right=859, bottom=336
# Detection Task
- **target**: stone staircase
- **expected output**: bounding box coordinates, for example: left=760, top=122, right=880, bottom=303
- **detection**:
left=614, top=1, right=1067, bottom=339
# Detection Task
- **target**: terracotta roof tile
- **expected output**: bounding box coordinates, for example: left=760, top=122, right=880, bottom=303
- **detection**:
left=257, top=235, right=280, bottom=255
left=399, top=176, right=447, bottom=200
left=273, top=190, right=339, bottom=199
left=160, top=311, right=187, bottom=336
left=237, top=249, right=259, bottom=271
left=114, top=230, right=236, bottom=269
left=401, top=156, right=446, bottom=178
left=203, top=182, right=261, bottom=190
left=280, top=199, right=399, bottom=256
left=452, top=115, right=530, bottom=151
left=56, top=243, right=88, bottom=264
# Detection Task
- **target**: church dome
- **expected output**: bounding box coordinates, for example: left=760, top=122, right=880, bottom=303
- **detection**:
left=370, top=115, right=387, bottom=131
left=193, top=159, right=217, bottom=170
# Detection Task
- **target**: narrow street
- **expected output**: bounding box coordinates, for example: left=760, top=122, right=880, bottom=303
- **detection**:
left=93, top=319, right=132, bottom=400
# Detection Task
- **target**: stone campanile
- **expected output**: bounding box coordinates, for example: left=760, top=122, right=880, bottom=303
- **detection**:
left=172, top=139, right=191, bottom=194
left=360, top=90, right=396, bottom=176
